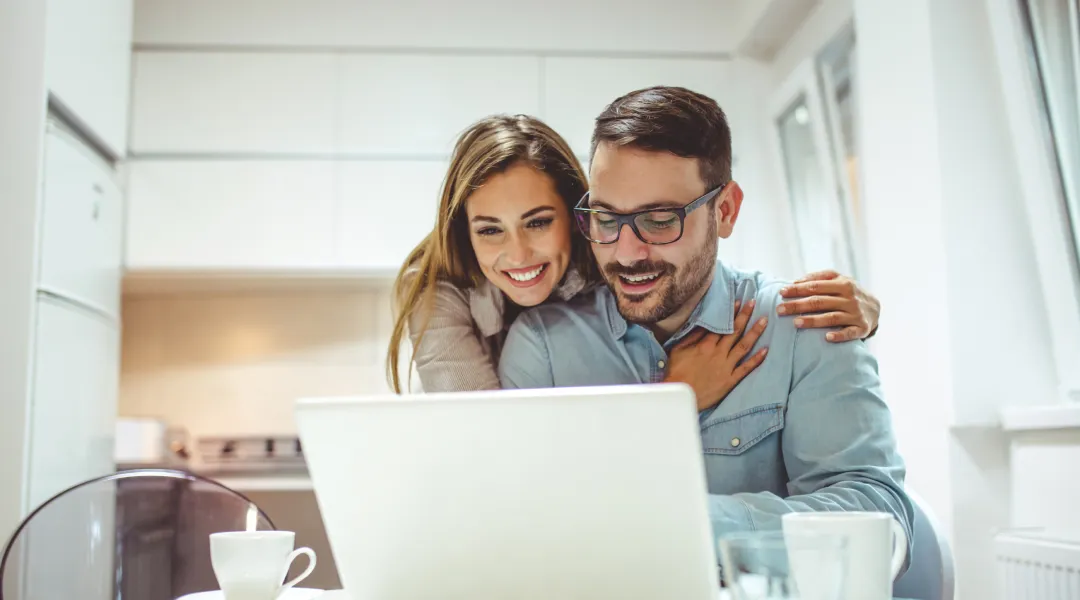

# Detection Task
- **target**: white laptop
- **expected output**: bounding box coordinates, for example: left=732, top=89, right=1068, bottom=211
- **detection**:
left=294, top=384, right=719, bottom=600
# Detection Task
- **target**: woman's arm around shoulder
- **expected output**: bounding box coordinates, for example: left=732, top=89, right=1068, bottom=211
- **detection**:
left=405, top=280, right=501, bottom=393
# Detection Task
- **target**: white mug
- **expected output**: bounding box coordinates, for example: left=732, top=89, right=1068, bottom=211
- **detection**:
left=782, top=512, right=907, bottom=600
left=210, top=531, right=316, bottom=600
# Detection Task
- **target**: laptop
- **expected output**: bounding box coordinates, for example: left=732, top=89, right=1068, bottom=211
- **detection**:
left=294, top=383, right=719, bottom=600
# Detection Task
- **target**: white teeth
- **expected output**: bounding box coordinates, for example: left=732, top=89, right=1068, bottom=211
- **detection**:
left=508, top=266, right=544, bottom=282
left=621, top=273, right=659, bottom=283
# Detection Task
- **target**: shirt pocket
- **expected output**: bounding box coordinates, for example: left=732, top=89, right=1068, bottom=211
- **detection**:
left=700, top=403, right=785, bottom=455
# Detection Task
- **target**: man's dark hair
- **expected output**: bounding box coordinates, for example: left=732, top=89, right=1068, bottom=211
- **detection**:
left=590, top=86, right=732, bottom=190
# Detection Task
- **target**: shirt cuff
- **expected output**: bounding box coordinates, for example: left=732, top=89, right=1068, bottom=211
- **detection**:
left=707, top=493, right=757, bottom=538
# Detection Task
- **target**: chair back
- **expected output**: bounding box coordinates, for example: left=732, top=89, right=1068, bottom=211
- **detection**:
left=0, top=469, right=274, bottom=600
left=893, top=490, right=956, bottom=600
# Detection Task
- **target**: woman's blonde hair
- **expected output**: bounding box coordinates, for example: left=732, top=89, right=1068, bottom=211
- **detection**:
left=386, top=114, right=595, bottom=393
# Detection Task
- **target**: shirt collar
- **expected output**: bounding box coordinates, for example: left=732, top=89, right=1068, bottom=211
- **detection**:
left=604, top=262, right=736, bottom=343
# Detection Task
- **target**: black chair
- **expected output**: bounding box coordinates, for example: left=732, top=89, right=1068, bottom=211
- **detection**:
left=0, top=469, right=275, bottom=600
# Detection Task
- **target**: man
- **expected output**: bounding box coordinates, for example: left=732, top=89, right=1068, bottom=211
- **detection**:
left=497, top=86, right=913, bottom=550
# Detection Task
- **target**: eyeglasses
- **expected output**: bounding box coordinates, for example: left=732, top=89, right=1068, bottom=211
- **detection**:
left=573, top=183, right=726, bottom=245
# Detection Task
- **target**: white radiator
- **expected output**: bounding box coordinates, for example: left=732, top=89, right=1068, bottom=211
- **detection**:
left=996, top=529, right=1080, bottom=599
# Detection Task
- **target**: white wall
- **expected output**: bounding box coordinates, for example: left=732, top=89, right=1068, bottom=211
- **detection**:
left=769, top=0, right=854, bottom=90
left=0, top=0, right=49, bottom=541
left=854, top=1, right=1058, bottom=598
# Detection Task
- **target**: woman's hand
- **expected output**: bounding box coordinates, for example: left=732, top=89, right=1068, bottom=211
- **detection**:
left=663, top=300, right=769, bottom=413
left=777, top=270, right=880, bottom=343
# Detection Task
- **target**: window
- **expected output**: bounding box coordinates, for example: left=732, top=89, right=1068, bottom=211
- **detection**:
left=817, top=26, right=866, bottom=271
left=770, top=25, right=864, bottom=279
left=776, top=95, right=856, bottom=275
left=990, top=0, right=1080, bottom=399
left=1023, top=0, right=1080, bottom=264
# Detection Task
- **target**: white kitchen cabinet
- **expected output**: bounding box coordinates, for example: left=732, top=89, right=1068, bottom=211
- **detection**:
left=126, top=160, right=336, bottom=269
left=44, top=0, right=133, bottom=158
left=129, top=52, right=336, bottom=154
left=27, top=296, right=118, bottom=511
left=38, top=124, right=123, bottom=319
left=541, top=58, right=733, bottom=157
left=337, top=55, right=541, bottom=156
left=335, top=160, right=447, bottom=271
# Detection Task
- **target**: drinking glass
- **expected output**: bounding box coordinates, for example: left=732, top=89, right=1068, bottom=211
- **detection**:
left=718, top=530, right=848, bottom=600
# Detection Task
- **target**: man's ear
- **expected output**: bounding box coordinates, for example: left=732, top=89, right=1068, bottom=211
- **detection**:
left=714, top=181, right=744, bottom=239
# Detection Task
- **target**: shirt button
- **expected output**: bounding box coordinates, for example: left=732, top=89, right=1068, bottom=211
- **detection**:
left=730, top=437, right=741, bottom=448
left=657, top=360, right=666, bottom=369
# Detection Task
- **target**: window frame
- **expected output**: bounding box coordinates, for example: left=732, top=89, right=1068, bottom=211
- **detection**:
left=987, top=0, right=1080, bottom=401
left=768, top=59, right=863, bottom=280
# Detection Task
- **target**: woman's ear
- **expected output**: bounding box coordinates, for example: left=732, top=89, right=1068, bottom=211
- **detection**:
left=714, top=181, right=744, bottom=239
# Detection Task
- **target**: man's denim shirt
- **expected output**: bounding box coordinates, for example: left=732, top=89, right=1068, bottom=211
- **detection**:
left=497, top=262, right=914, bottom=555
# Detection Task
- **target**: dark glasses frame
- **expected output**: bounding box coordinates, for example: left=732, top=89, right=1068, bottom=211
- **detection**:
left=573, top=183, right=727, bottom=245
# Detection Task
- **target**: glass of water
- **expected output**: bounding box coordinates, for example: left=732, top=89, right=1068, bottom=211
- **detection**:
left=718, top=530, right=848, bottom=600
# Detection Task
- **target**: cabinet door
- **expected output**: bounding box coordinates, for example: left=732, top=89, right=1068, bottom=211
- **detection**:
left=126, top=160, right=336, bottom=270
left=129, top=52, right=336, bottom=154
left=38, top=124, right=123, bottom=318
left=27, top=296, right=118, bottom=510
left=45, top=0, right=133, bottom=157
left=335, top=160, right=446, bottom=271
left=337, top=55, right=541, bottom=156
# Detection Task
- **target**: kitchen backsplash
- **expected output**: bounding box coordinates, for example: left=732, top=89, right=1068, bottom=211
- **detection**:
left=119, top=287, right=417, bottom=440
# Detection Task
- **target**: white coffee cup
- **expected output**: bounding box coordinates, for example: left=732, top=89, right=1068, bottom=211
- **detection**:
left=782, top=512, right=907, bottom=600
left=209, top=531, right=316, bottom=600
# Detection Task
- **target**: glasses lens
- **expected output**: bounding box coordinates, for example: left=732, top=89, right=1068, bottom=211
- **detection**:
left=576, top=211, right=621, bottom=243
left=633, top=211, right=683, bottom=244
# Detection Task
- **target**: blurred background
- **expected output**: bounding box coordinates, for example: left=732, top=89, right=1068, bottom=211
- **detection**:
left=2, top=0, right=1079, bottom=597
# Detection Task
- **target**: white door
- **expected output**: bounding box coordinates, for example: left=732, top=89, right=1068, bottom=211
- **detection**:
left=38, top=123, right=123, bottom=318
left=27, top=295, right=118, bottom=511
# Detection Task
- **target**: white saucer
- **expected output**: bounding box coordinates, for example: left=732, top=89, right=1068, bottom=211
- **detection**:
left=176, top=588, right=325, bottom=600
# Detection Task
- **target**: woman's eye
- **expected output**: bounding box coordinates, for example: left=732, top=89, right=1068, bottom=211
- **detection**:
left=475, top=227, right=502, bottom=237
left=526, top=217, right=554, bottom=229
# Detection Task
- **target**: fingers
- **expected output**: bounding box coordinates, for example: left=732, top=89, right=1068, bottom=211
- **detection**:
left=721, top=299, right=755, bottom=351
left=791, top=312, right=859, bottom=330
left=777, top=295, right=849, bottom=316
left=732, top=347, right=768, bottom=380
left=793, top=270, right=840, bottom=284
left=826, top=326, right=863, bottom=343
left=779, top=278, right=858, bottom=300
left=731, top=315, right=768, bottom=359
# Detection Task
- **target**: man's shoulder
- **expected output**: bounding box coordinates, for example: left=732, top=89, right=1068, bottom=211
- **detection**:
left=724, top=263, right=791, bottom=311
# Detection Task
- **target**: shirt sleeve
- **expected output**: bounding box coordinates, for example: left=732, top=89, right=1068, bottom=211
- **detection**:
left=497, top=310, right=555, bottom=389
left=407, top=281, right=501, bottom=393
left=705, top=329, right=914, bottom=567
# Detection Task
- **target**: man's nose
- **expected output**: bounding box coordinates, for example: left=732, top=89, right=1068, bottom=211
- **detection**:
left=613, top=224, right=648, bottom=266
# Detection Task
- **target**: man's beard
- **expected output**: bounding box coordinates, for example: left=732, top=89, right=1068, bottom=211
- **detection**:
left=601, top=234, right=718, bottom=325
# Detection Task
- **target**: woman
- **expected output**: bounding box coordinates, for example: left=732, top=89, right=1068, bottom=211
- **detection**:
left=386, top=115, right=880, bottom=403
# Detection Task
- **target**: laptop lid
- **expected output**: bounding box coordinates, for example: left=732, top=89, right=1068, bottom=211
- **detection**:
left=295, top=383, right=718, bottom=600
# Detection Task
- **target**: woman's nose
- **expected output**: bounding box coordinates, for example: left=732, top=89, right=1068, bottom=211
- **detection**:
left=506, top=234, right=531, bottom=264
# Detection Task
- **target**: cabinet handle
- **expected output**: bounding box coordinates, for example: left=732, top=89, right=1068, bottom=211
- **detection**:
left=91, top=183, right=103, bottom=220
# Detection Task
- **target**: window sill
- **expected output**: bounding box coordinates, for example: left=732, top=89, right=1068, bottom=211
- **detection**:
left=1000, top=403, right=1080, bottom=432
